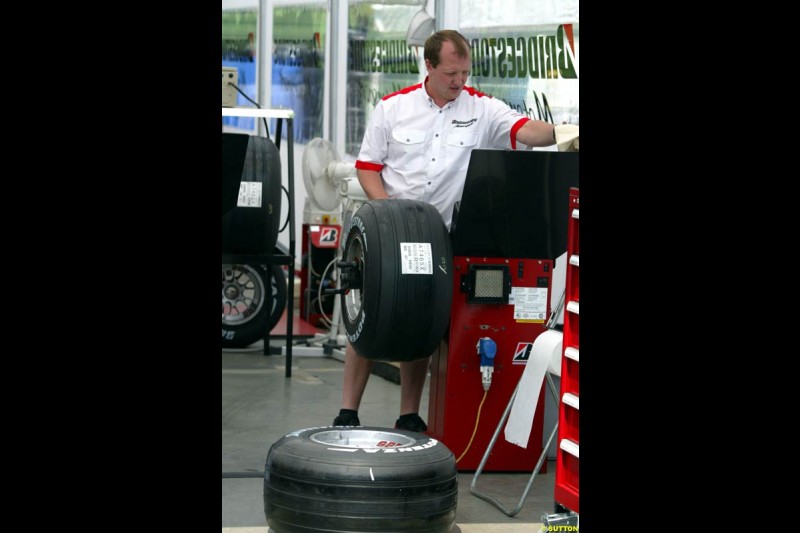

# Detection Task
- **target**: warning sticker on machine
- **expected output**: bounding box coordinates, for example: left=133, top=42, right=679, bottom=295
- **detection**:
left=511, top=287, right=548, bottom=322
left=237, top=182, right=262, bottom=207
left=400, top=242, right=432, bottom=274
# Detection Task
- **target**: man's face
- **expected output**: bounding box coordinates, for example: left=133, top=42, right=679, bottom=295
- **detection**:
left=425, top=40, right=471, bottom=104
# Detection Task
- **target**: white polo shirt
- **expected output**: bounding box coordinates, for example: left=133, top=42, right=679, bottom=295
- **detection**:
left=355, top=77, right=532, bottom=229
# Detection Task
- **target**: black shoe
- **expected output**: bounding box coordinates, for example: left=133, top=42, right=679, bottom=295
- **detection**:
left=333, top=413, right=361, bottom=426
left=395, top=413, right=428, bottom=432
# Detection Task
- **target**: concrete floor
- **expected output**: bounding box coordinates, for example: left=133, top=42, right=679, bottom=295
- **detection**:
left=222, top=342, right=562, bottom=532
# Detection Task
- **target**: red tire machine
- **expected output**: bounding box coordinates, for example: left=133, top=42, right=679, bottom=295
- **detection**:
left=300, top=213, right=341, bottom=328
left=428, top=149, right=579, bottom=472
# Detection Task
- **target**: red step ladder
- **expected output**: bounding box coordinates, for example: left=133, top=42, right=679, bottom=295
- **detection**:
left=554, top=187, right=580, bottom=514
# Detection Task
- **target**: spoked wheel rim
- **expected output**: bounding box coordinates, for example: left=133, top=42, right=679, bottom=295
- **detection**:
left=222, top=264, right=266, bottom=327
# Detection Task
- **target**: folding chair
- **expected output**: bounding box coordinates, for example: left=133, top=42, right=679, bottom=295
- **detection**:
left=469, top=290, right=565, bottom=517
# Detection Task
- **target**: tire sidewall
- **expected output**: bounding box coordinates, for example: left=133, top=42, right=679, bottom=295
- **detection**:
left=264, top=426, right=458, bottom=533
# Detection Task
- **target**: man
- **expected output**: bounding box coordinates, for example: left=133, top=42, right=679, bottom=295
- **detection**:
left=333, top=29, right=557, bottom=432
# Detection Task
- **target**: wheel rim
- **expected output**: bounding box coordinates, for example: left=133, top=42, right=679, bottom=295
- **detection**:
left=343, top=235, right=364, bottom=322
left=310, top=429, right=417, bottom=448
left=222, top=264, right=266, bottom=326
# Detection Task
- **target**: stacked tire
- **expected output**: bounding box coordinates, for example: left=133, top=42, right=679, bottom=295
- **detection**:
left=222, top=133, right=282, bottom=255
left=221, top=133, right=284, bottom=349
left=263, top=426, right=458, bottom=532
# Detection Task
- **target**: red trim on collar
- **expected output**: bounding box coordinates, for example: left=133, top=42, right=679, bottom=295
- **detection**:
left=463, top=85, right=490, bottom=98
left=382, top=82, right=424, bottom=101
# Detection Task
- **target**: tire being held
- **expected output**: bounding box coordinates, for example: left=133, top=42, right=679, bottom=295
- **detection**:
left=263, top=426, right=458, bottom=533
left=340, top=199, right=453, bottom=362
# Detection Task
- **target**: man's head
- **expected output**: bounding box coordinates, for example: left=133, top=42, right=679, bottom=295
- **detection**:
left=423, top=30, right=471, bottom=106
left=424, top=30, right=470, bottom=68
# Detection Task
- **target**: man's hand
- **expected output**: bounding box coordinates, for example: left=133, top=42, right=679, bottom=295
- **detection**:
left=554, top=124, right=579, bottom=152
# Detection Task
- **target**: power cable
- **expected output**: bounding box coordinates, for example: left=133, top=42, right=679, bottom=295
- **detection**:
left=456, top=390, right=489, bottom=463
left=226, top=81, right=271, bottom=140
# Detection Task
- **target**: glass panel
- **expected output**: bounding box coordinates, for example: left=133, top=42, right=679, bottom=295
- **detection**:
left=460, top=0, right=579, bottom=126
left=222, top=8, right=259, bottom=132
left=271, top=4, right=328, bottom=144
left=345, top=2, right=425, bottom=157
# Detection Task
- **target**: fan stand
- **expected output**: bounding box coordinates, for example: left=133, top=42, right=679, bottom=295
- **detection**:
left=284, top=195, right=363, bottom=360
left=283, top=139, right=361, bottom=360
left=282, top=297, right=348, bottom=360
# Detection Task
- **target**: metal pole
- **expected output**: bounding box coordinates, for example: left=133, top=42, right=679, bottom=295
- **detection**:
left=286, top=118, right=295, bottom=377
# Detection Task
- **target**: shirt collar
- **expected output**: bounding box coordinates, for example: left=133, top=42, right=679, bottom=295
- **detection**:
left=423, top=77, right=458, bottom=110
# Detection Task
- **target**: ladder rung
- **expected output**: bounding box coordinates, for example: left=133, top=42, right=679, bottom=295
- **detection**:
left=566, top=301, right=579, bottom=315
left=562, top=393, right=579, bottom=410
left=571, top=208, right=579, bottom=219
left=569, top=254, right=579, bottom=267
left=560, top=439, right=580, bottom=458
left=564, top=347, right=579, bottom=362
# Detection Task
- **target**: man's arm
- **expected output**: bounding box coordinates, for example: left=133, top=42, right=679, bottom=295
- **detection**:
left=356, top=168, right=390, bottom=200
left=515, top=119, right=557, bottom=147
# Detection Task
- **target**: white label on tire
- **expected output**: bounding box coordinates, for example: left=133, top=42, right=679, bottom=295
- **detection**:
left=237, top=182, right=262, bottom=207
left=400, top=243, right=432, bottom=274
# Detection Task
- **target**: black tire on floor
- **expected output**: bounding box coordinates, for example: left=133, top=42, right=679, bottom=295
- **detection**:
left=340, top=199, right=453, bottom=362
left=263, top=427, right=458, bottom=533
left=222, top=263, right=287, bottom=348
left=222, top=133, right=282, bottom=254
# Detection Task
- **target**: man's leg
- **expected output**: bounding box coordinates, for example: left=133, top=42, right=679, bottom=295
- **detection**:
left=341, top=341, right=374, bottom=411
left=399, top=356, right=432, bottom=415
left=399, top=340, right=445, bottom=415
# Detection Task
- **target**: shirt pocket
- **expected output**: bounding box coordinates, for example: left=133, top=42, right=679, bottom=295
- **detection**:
left=389, top=129, right=427, bottom=172
left=445, top=132, right=478, bottom=171
left=392, top=129, right=426, bottom=145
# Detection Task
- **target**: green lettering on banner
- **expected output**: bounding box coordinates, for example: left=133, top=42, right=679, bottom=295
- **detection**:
left=527, top=36, right=540, bottom=79
left=481, top=39, right=490, bottom=77
left=516, top=37, right=527, bottom=78
left=506, top=37, right=516, bottom=78
left=470, top=39, right=479, bottom=76
left=538, top=36, right=547, bottom=79
left=410, top=49, right=419, bottom=74
left=348, top=39, right=420, bottom=74
left=496, top=38, right=506, bottom=79
left=470, top=31, right=579, bottom=80
left=488, top=38, right=497, bottom=77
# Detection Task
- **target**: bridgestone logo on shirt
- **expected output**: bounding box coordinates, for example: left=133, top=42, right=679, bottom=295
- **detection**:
left=400, top=243, right=432, bottom=274
left=452, top=118, right=477, bottom=128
